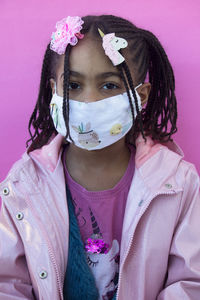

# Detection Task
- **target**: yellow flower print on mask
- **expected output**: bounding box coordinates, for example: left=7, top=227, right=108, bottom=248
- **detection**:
left=110, top=124, right=122, bottom=135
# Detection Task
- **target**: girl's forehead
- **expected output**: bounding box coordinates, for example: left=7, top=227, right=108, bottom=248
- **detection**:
left=57, top=37, right=116, bottom=73
left=55, top=35, right=136, bottom=81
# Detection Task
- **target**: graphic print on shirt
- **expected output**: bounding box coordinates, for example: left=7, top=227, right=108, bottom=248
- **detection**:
left=71, top=197, right=86, bottom=228
left=71, top=122, right=101, bottom=149
left=85, top=208, right=120, bottom=300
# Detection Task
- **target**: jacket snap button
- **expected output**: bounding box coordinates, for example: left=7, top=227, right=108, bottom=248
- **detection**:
left=3, top=187, right=10, bottom=196
left=16, top=212, right=24, bottom=220
left=39, top=270, right=48, bottom=279
left=165, top=183, right=172, bottom=189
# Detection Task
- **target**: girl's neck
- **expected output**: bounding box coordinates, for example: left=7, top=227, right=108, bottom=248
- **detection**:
left=64, top=137, right=131, bottom=191
left=66, top=137, right=129, bottom=169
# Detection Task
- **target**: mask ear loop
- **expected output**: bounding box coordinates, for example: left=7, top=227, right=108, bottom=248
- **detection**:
left=134, top=83, right=143, bottom=111
left=135, top=83, right=142, bottom=90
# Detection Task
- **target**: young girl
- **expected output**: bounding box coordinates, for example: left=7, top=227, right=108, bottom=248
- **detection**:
left=0, top=14, right=200, bottom=300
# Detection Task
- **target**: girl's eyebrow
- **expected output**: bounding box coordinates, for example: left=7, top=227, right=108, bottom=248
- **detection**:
left=60, top=71, right=122, bottom=79
left=96, top=72, right=123, bottom=79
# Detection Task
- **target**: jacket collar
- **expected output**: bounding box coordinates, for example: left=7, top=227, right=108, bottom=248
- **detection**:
left=27, top=133, right=184, bottom=173
left=24, top=134, right=184, bottom=194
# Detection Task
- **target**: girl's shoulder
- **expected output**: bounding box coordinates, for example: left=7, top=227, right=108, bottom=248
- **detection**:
left=0, top=135, right=65, bottom=208
left=0, top=152, right=40, bottom=205
left=135, top=135, right=199, bottom=194
left=1, top=152, right=37, bottom=184
left=0, top=134, right=64, bottom=188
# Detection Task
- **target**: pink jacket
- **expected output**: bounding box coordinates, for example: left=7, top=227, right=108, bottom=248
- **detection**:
left=0, top=134, right=200, bottom=300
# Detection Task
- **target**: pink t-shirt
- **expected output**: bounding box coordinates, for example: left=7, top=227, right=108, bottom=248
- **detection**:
left=62, top=145, right=135, bottom=300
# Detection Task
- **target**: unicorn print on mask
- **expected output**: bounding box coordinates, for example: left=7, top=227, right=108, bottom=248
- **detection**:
left=98, top=28, right=128, bottom=66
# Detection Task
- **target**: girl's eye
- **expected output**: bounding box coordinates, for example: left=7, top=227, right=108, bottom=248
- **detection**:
left=69, top=82, right=80, bottom=90
left=102, top=83, right=119, bottom=90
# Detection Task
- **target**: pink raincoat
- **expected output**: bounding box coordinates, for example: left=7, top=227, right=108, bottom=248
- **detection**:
left=0, top=134, right=200, bottom=300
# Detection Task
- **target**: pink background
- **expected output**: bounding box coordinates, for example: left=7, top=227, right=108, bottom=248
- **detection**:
left=0, top=0, right=200, bottom=182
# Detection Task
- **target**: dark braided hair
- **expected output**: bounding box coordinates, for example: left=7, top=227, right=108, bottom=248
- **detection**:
left=26, top=14, right=177, bottom=151
left=63, top=45, right=73, bottom=142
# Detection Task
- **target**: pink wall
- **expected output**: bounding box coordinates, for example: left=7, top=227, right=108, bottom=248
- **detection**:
left=0, top=0, right=200, bottom=181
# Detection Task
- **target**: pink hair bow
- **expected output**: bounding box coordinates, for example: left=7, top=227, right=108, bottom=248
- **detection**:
left=50, top=16, right=84, bottom=55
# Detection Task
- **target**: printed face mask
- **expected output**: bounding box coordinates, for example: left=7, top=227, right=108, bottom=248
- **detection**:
left=50, top=83, right=142, bottom=150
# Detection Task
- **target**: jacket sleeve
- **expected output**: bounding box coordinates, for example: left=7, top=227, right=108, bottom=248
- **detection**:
left=0, top=197, right=35, bottom=300
left=157, top=165, right=200, bottom=300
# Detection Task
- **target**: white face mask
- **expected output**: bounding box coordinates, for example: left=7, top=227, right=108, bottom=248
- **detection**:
left=50, top=83, right=142, bottom=150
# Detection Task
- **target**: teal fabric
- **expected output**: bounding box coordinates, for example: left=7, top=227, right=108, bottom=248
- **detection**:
left=63, top=185, right=99, bottom=300
left=63, top=184, right=117, bottom=300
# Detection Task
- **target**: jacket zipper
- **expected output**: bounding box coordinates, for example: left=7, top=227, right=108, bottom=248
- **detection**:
left=116, top=190, right=177, bottom=300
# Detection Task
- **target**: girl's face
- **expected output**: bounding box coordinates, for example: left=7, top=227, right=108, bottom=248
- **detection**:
left=50, top=35, right=150, bottom=105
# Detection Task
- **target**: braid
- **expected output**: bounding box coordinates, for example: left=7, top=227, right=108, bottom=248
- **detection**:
left=121, top=61, right=146, bottom=141
left=26, top=105, right=38, bottom=147
left=138, top=28, right=177, bottom=140
left=117, top=65, right=134, bottom=119
left=26, top=44, right=56, bottom=151
left=117, top=63, right=146, bottom=142
left=63, top=45, right=73, bottom=142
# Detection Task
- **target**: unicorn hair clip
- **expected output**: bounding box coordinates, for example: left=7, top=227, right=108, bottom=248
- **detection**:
left=98, top=28, right=128, bottom=66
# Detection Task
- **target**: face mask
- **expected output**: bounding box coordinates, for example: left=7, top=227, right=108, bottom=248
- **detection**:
left=50, top=83, right=142, bottom=150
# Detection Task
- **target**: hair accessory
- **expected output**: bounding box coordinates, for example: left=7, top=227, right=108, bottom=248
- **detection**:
left=50, top=16, right=84, bottom=55
left=98, top=28, right=128, bottom=66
